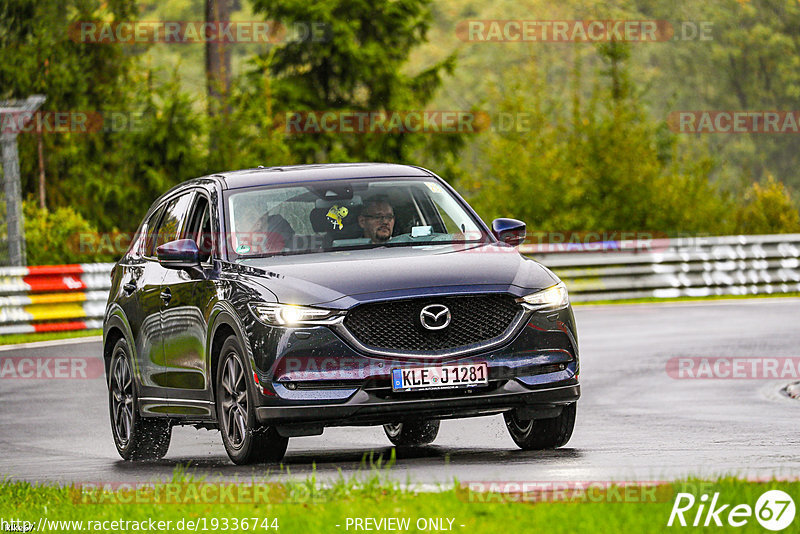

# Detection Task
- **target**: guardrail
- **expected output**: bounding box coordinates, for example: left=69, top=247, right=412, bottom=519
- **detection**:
left=520, top=233, right=800, bottom=302
left=0, top=264, right=112, bottom=335
left=1, top=234, right=798, bottom=335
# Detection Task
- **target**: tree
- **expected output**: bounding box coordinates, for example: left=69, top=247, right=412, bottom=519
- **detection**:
left=1, top=1, right=207, bottom=236
left=460, top=41, right=734, bottom=236
left=249, top=0, right=461, bottom=164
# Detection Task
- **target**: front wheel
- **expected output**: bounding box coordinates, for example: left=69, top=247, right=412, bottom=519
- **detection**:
left=383, top=419, right=440, bottom=446
left=504, top=403, right=576, bottom=450
left=216, top=336, right=288, bottom=465
left=108, top=338, right=171, bottom=461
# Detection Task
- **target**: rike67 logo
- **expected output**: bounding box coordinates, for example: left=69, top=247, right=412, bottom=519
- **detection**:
left=668, top=490, right=795, bottom=530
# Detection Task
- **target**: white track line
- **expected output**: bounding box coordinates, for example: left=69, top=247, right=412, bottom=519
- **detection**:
left=575, top=297, right=800, bottom=310
left=0, top=335, right=102, bottom=352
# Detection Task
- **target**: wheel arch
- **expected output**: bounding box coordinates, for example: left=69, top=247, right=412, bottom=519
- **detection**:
left=103, top=306, right=135, bottom=381
left=207, top=302, right=253, bottom=406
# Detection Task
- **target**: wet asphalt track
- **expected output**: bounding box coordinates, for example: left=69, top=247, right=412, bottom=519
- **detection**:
left=1, top=298, right=799, bottom=485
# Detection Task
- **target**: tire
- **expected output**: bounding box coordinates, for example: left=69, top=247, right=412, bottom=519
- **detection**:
left=216, top=335, right=288, bottom=465
left=383, top=419, right=440, bottom=446
left=504, top=403, right=576, bottom=450
left=108, top=338, right=172, bottom=461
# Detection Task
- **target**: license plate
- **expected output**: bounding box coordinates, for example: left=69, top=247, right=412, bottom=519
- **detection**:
left=391, top=363, right=488, bottom=392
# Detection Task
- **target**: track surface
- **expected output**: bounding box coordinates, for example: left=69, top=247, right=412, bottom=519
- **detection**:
left=2, top=299, right=799, bottom=485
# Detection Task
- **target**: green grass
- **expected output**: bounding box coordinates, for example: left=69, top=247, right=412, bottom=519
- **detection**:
left=0, top=329, right=101, bottom=346
left=1, top=467, right=798, bottom=533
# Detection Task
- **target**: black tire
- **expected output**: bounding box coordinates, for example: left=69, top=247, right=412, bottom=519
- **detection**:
left=216, top=335, right=288, bottom=465
left=383, top=419, right=440, bottom=446
left=108, top=338, right=171, bottom=461
left=504, top=403, right=576, bottom=450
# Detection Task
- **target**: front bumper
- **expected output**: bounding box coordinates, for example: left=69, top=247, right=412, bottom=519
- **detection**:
left=256, top=379, right=579, bottom=426
left=246, top=303, right=580, bottom=427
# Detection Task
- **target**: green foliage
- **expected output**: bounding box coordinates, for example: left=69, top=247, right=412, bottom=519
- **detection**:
left=22, top=200, right=115, bottom=265
left=249, top=0, right=462, bottom=163
left=460, top=43, right=735, bottom=236
left=3, top=0, right=800, bottom=267
left=735, top=176, right=800, bottom=234
left=207, top=55, right=294, bottom=172
left=3, top=0, right=207, bottom=236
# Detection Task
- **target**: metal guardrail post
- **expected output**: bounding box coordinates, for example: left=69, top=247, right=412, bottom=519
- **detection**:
left=0, top=95, right=46, bottom=266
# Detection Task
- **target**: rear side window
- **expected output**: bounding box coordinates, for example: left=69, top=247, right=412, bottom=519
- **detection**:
left=152, top=193, right=195, bottom=254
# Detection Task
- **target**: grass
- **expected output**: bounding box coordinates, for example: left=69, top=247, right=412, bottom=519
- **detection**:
left=0, top=329, right=101, bottom=346
left=1, top=466, right=798, bottom=533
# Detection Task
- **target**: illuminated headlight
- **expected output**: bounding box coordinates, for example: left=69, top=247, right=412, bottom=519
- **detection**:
left=249, top=303, right=343, bottom=326
left=518, top=282, right=569, bottom=310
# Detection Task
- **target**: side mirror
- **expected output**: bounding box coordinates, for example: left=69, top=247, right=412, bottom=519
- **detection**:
left=492, top=218, right=526, bottom=247
left=156, top=239, right=200, bottom=269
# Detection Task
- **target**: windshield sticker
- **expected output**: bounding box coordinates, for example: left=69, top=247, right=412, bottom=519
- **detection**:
left=411, top=225, right=433, bottom=237
left=236, top=243, right=251, bottom=254
left=424, top=182, right=444, bottom=194
left=326, top=205, right=349, bottom=230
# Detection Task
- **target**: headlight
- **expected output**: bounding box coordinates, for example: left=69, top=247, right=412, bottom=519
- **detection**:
left=518, top=282, right=569, bottom=310
left=249, top=303, right=343, bottom=326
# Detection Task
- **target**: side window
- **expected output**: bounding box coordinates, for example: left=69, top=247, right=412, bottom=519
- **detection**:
left=184, top=194, right=214, bottom=261
left=153, top=193, right=195, bottom=253
left=143, top=204, right=166, bottom=257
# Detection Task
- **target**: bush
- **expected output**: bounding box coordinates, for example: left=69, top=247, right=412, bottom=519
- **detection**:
left=23, top=201, right=117, bottom=265
left=734, top=176, right=800, bottom=234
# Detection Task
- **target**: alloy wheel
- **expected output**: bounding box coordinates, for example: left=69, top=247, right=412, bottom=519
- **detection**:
left=110, top=350, right=134, bottom=446
left=220, top=352, right=248, bottom=449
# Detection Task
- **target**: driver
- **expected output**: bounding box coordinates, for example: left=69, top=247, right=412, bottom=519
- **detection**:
left=358, top=197, right=395, bottom=244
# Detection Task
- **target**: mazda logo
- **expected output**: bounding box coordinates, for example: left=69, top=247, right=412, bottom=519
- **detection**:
left=420, top=304, right=451, bottom=331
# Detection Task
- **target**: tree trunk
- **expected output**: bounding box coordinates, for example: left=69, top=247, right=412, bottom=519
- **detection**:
left=206, top=0, right=232, bottom=155
left=37, top=130, right=46, bottom=209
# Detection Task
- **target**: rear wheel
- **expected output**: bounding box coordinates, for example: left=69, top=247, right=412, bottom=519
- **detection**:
left=216, top=336, right=288, bottom=465
left=108, top=338, right=171, bottom=461
left=504, top=403, right=576, bottom=450
left=383, top=419, right=440, bottom=446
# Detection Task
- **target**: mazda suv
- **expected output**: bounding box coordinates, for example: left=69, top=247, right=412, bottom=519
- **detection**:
left=103, top=163, right=580, bottom=464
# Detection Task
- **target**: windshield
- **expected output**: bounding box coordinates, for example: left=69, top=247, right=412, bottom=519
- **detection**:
left=224, top=178, right=488, bottom=259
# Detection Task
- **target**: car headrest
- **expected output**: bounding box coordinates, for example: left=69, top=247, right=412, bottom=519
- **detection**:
left=246, top=213, right=296, bottom=253
left=310, top=204, right=363, bottom=239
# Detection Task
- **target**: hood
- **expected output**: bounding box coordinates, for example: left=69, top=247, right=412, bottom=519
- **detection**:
left=237, top=243, right=559, bottom=308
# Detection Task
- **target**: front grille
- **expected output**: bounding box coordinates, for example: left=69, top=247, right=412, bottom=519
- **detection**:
left=342, top=294, right=522, bottom=353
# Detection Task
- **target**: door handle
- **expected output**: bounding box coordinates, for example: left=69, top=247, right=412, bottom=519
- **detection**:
left=160, top=288, right=172, bottom=304
left=123, top=281, right=137, bottom=295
